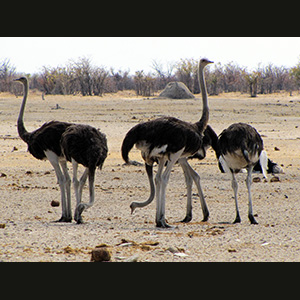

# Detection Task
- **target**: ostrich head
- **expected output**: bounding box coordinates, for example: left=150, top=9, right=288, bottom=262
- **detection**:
left=13, top=77, right=27, bottom=84
left=199, top=58, right=214, bottom=67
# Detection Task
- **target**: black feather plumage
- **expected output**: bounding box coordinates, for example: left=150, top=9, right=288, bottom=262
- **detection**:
left=121, top=117, right=204, bottom=164
left=61, top=124, right=108, bottom=170
left=25, top=121, right=73, bottom=160
left=218, top=123, right=263, bottom=160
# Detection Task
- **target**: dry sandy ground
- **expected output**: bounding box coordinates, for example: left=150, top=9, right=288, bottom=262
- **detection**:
left=0, top=90, right=299, bottom=262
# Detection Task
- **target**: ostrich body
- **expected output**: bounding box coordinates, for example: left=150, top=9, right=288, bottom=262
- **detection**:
left=121, top=58, right=213, bottom=228
left=217, top=122, right=268, bottom=224
left=127, top=124, right=218, bottom=223
left=61, top=124, right=107, bottom=223
left=14, top=77, right=107, bottom=223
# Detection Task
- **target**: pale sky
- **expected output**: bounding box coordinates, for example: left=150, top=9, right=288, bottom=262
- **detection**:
left=1, top=37, right=300, bottom=74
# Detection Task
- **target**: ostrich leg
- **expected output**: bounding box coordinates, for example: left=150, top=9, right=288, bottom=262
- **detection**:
left=72, top=159, right=89, bottom=223
left=246, top=165, right=258, bottom=225
left=156, top=149, right=183, bottom=228
left=74, top=167, right=96, bottom=224
left=46, top=150, right=71, bottom=222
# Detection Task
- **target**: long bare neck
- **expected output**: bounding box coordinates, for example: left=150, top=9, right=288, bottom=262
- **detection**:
left=196, top=63, right=209, bottom=133
left=17, top=80, right=30, bottom=143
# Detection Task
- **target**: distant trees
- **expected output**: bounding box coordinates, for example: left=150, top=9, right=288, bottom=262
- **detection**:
left=35, top=57, right=108, bottom=96
left=1, top=56, right=300, bottom=97
left=0, top=59, right=18, bottom=93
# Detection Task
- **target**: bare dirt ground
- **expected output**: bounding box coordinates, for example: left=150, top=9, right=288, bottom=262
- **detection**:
left=0, top=90, right=299, bottom=262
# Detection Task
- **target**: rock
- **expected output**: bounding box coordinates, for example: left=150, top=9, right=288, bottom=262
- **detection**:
left=125, top=254, right=139, bottom=262
left=274, top=147, right=280, bottom=151
left=174, top=252, right=188, bottom=257
left=166, top=246, right=177, bottom=254
left=253, top=177, right=261, bottom=183
left=52, top=104, right=63, bottom=110
left=63, top=246, right=79, bottom=254
left=166, top=246, right=187, bottom=257
left=270, top=176, right=280, bottom=182
left=0, top=173, right=7, bottom=178
left=51, top=200, right=60, bottom=207
left=228, top=248, right=237, bottom=253
left=0, top=223, right=6, bottom=229
left=91, top=248, right=111, bottom=262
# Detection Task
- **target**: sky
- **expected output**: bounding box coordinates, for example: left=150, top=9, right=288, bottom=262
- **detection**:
left=1, top=37, right=300, bottom=75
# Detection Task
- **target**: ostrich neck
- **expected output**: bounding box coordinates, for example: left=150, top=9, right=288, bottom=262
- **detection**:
left=197, top=64, right=209, bottom=133
left=17, top=81, right=30, bottom=142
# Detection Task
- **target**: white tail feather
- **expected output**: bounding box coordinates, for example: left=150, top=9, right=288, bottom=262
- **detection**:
left=259, top=150, right=268, bottom=179
left=219, top=155, right=231, bottom=174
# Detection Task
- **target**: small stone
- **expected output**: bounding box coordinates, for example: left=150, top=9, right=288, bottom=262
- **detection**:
left=174, top=252, right=188, bottom=257
left=166, top=247, right=177, bottom=254
left=274, top=147, right=280, bottom=151
left=0, top=223, right=6, bottom=229
left=51, top=200, right=60, bottom=207
left=228, top=248, right=237, bottom=253
left=91, top=248, right=111, bottom=262
left=63, top=246, right=78, bottom=254
left=253, top=177, right=261, bottom=183
left=270, top=176, right=280, bottom=182
left=125, top=254, right=139, bottom=262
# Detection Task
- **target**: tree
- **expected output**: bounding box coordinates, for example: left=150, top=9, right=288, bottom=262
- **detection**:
left=244, top=70, right=261, bottom=97
left=151, top=59, right=175, bottom=90
left=289, top=60, right=300, bottom=94
left=205, top=62, right=223, bottom=95
left=92, top=67, right=108, bottom=96
left=109, top=68, right=133, bottom=92
left=0, top=58, right=16, bottom=92
left=175, top=58, right=198, bottom=93
left=134, top=70, right=156, bottom=96
left=71, top=57, right=93, bottom=96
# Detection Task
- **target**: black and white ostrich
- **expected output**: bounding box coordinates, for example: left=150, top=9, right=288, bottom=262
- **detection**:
left=121, top=58, right=213, bottom=228
left=61, top=124, right=107, bottom=223
left=127, top=124, right=218, bottom=224
left=191, top=123, right=279, bottom=224
left=217, top=123, right=268, bottom=224
left=14, top=77, right=107, bottom=224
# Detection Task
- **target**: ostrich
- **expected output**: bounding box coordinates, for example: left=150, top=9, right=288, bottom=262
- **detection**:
left=14, top=77, right=73, bottom=222
left=13, top=77, right=108, bottom=224
left=128, top=124, right=218, bottom=223
left=217, top=122, right=268, bottom=224
left=121, top=58, right=213, bottom=228
left=60, top=124, right=107, bottom=224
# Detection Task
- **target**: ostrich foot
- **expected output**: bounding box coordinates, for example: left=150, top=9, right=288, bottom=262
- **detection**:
left=156, top=218, right=173, bottom=228
left=180, top=214, right=192, bottom=223
left=74, top=204, right=85, bottom=224
left=75, top=216, right=84, bottom=224
left=233, top=214, right=241, bottom=224
left=248, top=214, right=258, bottom=225
left=54, top=216, right=72, bottom=223
left=201, top=211, right=209, bottom=222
